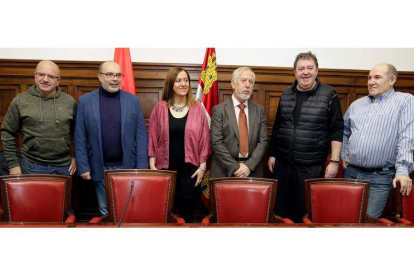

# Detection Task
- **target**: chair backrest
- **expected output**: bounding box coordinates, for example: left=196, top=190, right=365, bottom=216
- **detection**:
left=305, top=178, right=370, bottom=223
left=0, top=174, right=72, bottom=222
left=105, top=169, right=177, bottom=223
left=0, top=199, right=3, bottom=221
left=396, top=184, right=414, bottom=222
left=209, top=177, right=277, bottom=223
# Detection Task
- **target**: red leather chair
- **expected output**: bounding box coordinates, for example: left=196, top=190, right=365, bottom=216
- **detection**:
left=303, top=178, right=370, bottom=224
left=202, top=177, right=293, bottom=224
left=89, top=169, right=184, bottom=224
left=0, top=198, right=3, bottom=222
left=395, top=184, right=414, bottom=223
left=0, top=174, right=75, bottom=223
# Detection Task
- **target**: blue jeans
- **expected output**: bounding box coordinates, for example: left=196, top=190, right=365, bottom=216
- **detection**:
left=93, top=165, right=123, bottom=215
left=21, top=158, right=70, bottom=176
left=344, top=165, right=394, bottom=218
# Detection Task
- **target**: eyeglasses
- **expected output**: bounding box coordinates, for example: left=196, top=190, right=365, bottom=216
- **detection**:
left=35, top=72, right=61, bottom=80
left=100, top=72, right=124, bottom=79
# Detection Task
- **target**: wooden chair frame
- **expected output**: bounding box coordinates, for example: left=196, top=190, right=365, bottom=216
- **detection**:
left=95, top=169, right=180, bottom=223
left=304, top=178, right=370, bottom=223
left=394, top=182, right=414, bottom=223
left=207, top=177, right=278, bottom=223
left=0, top=174, right=73, bottom=222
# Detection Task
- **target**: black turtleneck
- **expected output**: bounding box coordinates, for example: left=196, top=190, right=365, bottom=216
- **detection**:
left=292, top=80, right=320, bottom=124
left=99, top=86, right=123, bottom=166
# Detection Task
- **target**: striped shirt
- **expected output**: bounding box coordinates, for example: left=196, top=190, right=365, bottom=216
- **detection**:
left=341, top=89, right=414, bottom=175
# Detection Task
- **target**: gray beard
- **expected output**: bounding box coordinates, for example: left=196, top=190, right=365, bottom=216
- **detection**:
left=235, top=89, right=252, bottom=101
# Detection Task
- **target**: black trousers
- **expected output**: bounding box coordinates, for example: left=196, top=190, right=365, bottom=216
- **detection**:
left=174, top=196, right=197, bottom=223
left=273, top=161, right=324, bottom=223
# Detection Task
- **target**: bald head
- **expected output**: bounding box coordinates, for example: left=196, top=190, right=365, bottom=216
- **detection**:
left=99, top=61, right=122, bottom=74
left=34, top=60, right=61, bottom=96
left=36, top=60, right=60, bottom=76
left=368, top=63, right=397, bottom=99
left=372, top=64, right=397, bottom=80
left=98, top=61, right=123, bottom=93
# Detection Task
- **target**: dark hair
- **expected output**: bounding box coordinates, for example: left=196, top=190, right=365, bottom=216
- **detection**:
left=293, top=51, right=318, bottom=71
left=162, top=67, right=196, bottom=107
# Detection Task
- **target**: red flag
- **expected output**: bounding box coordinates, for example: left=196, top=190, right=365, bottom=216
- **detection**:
left=114, top=48, right=136, bottom=95
left=196, top=48, right=219, bottom=126
left=196, top=48, right=219, bottom=210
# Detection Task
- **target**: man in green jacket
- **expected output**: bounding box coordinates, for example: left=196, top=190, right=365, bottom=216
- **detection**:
left=1, top=60, right=76, bottom=175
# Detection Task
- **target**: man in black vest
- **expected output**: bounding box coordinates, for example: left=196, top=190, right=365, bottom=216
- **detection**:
left=267, top=52, right=344, bottom=222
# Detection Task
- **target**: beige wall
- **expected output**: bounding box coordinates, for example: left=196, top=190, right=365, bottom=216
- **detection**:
left=1, top=48, right=414, bottom=71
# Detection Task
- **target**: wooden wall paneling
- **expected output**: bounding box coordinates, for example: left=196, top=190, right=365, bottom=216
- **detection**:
left=2, top=59, right=414, bottom=221
left=136, top=89, right=161, bottom=125
left=354, top=87, right=369, bottom=100
left=75, top=85, right=100, bottom=99
left=319, top=75, right=357, bottom=87
left=20, top=84, right=29, bottom=93
left=0, top=84, right=20, bottom=121
left=219, top=88, right=233, bottom=103
left=135, top=79, right=165, bottom=90
left=394, top=73, right=414, bottom=93
left=59, top=85, right=69, bottom=94
left=0, top=84, right=21, bottom=150
left=68, top=84, right=77, bottom=100
left=249, top=89, right=259, bottom=103
left=265, top=90, right=283, bottom=136
left=255, top=87, right=266, bottom=109
left=333, top=86, right=352, bottom=115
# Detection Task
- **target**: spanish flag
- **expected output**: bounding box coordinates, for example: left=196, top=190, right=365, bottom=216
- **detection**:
left=114, top=48, right=136, bottom=95
left=196, top=48, right=219, bottom=210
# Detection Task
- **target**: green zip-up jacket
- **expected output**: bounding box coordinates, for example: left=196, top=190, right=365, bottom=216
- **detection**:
left=1, top=85, right=76, bottom=168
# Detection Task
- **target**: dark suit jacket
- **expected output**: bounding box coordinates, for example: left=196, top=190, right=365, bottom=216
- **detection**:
left=74, top=89, right=148, bottom=181
left=210, top=98, right=267, bottom=178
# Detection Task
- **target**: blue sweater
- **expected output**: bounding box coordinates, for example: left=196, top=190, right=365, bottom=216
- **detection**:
left=99, top=86, right=123, bottom=166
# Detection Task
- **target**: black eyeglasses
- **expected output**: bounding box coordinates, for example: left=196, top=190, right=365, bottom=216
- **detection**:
left=35, top=72, right=61, bottom=80
left=100, top=72, right=124, bottom=79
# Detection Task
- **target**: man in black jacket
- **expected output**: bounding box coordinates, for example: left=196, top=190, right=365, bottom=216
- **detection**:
left=267, top=52, right=344, bottom=222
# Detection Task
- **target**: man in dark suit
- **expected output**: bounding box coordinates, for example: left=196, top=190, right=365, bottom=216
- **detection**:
left=74, top=61, right=148, bottom=215
left=210, top=67, right=267, bottom=178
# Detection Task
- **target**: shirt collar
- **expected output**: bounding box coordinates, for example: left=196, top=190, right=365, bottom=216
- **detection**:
left=368, top=88, right=395, bottom=103
left=232, top=94, right=249, bottom=108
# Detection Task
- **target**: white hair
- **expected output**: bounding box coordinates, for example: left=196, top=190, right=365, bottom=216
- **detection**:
left=232, top=67, right=256, bottom=83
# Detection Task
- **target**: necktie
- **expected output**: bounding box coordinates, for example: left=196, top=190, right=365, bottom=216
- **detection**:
left=238, top=104, right=248, bottom=156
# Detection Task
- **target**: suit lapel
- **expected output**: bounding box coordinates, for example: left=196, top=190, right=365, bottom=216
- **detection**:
left=224, top=98, right=239, bottom=139
left=91, top=90, right=103, bottom=153
left=120, top=90, right=127, bottom=137
left=248, top=100, right=256, bottom=142
left=91, top=91, right=101, bottom=138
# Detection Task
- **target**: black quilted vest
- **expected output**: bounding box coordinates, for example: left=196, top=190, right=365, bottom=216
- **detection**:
left=275, top=80, right=336, bottom=165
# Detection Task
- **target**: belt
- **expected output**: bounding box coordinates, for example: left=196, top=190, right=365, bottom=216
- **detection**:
left=348, top=164, right=395, bottom=172
left=236, top=157, right=249, bottom=163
